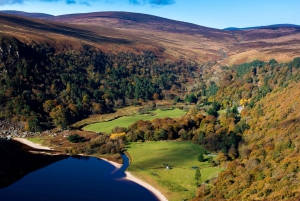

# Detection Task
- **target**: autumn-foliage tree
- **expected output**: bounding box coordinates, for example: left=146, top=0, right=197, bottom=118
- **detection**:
left=0, top=37, right=199, bottom=129
left=194, top=58, right=300, bottom=200
left=49, top=105, right=67, bottom=129
left=123, top=108, right=243, bottom=156
left=25, top=115, right=40, bottom=132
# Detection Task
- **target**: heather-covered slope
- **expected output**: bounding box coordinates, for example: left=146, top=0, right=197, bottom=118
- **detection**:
left=2, top=11, right=300, bottom=64
left=0, top=10, right=53, bottom=19
left=48, top=11, right=300, bottom=65
left=0, top=13, right=159, bottom=53
left=50, top=11, right=222, bottom=34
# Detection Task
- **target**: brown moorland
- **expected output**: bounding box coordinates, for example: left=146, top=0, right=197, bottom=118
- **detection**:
left=1, top=11, right=300, bottom=65
left=49, top=11, right=300, bottom=64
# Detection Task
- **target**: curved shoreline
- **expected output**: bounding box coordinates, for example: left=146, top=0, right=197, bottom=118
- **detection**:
left=13, top=138, right=53, bottom=150
left=12, top=137, right=168, bottom=201
left=103, top=158, right=168, bottom=201
left=125, top=171, right=168, bottom=201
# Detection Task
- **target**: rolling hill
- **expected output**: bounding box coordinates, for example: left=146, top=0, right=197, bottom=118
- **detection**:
left=46, top=11, right=300, bottom=65
left=1, top=11, right=300, bottom=64
left=0, top=12, right=161, bottom=53
left=0, top=10, right=53, bottom=19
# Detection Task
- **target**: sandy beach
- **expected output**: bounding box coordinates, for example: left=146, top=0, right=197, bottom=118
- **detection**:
left=99, top=158, right=168, bottom=200
left=13, top=138, right=53, bottom=150
left=13, top=137, right=168, bottom=201
left=125, top=171, right=168, bottom=201
left=100, top=158, right=122, bottom=168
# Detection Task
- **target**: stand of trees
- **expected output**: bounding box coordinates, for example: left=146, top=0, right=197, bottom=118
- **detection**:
left=0, top=37, right=198, bottom=130
left=112, top=108, right=243, bottom=157
left=193, top=58, right=300, bottom=200
left=65, top=134, right=125, bottom=155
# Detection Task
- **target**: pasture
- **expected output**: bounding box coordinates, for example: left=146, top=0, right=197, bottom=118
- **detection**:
left=126, top=141, right=222, bottom=201
left=83, top=108, right=186, bottom=133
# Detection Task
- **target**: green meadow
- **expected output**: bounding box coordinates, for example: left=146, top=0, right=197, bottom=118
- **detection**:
left=127, top=141, right=222, bottom=201
left=26, top=137, right=44, bottom=144
left=83, top=108, right=186, bottom=133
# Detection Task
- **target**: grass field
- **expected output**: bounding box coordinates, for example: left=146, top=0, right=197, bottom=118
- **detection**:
left=27, top=137, right=45, bottom=145
left=72, top=106, right=142, bottom=128
left=126, top=141, right=222, bottom=201
left=83, top=108, right=186, bottom=133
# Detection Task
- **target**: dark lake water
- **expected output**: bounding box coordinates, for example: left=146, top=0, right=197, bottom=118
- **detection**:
left=0, top=140, right=159, bottom=201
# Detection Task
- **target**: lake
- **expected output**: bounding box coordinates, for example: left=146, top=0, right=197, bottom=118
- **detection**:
left=0, top=140, right=159, bottom=201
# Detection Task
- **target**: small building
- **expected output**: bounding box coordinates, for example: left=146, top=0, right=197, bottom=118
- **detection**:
left=238, top=106, right=244, bottom=113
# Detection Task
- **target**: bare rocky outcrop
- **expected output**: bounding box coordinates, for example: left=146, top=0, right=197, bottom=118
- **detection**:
left=0, top=120, right=42, bottom=139
left=0, top=120, right=23, bottom=139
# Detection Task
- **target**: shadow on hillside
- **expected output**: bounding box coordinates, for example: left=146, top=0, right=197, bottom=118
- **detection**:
left=0, top=15, right=132, bottom=45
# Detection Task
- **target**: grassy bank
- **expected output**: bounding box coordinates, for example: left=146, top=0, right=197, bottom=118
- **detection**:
left=127, top=141, right=222, bottom=201
left=72, top=106, right=142, bottom=128
left=27, top=137, right=44, bottom=144
left=83, top=108, right=186, bottom=133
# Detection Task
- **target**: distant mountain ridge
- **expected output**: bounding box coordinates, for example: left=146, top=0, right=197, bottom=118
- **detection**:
left=48, top=11, right=217, bottom=31
left=2, top=10, right=300, bottom=32
left=0, top=10, right=217, bottom=31
left=224, top=24, right=300, bottom=30
left=0, top=10, right=300, bottom=65
left=0, top=10, right=53, bottom=19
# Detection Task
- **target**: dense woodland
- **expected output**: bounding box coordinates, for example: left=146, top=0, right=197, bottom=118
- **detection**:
left=64, top=133, right=126, bottom=156
left=0, top=37, right=198, bottom=130
left=193, top=58, right=300, bottom=200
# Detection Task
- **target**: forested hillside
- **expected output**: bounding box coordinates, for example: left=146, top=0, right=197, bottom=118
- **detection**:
left=193, top=58, right=300, bottom=200
left=0, top=36, right=199, bottom=130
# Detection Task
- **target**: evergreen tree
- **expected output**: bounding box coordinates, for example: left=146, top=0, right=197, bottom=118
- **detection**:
left=195, top=168, right=201, bottom=186
left=198, top=153, right=205, bottom=162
